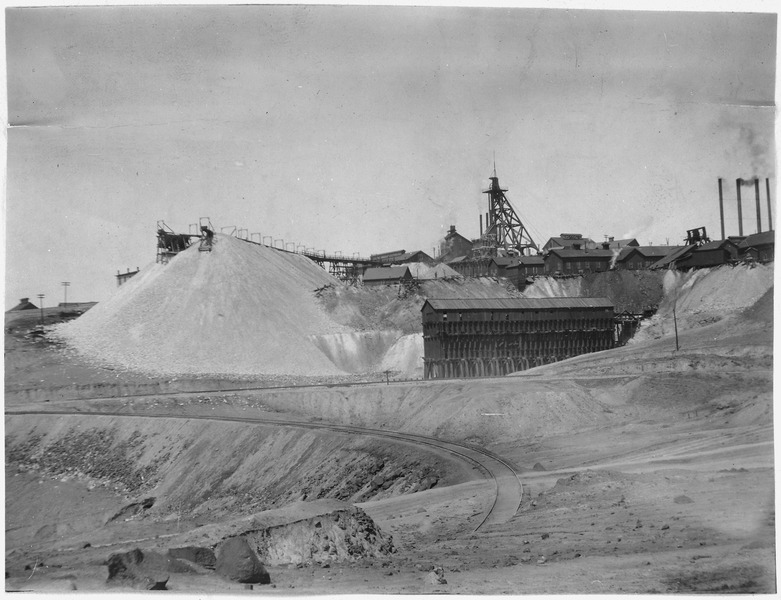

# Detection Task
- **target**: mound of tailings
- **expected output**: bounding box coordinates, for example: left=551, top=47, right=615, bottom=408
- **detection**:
left=55, top=235, right=352, bottom=377
left=631, top=263, right=774, bottom=343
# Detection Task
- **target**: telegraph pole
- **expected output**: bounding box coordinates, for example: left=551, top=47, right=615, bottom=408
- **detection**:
left=37, top=293, right=45, bottom=327
left=61, top=281, right=70, bottom=307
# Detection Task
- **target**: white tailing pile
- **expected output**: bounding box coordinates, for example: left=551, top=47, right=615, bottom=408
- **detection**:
left=630, top=263, right=774, bottom=343
left=56, top=234, right=357, bottom=377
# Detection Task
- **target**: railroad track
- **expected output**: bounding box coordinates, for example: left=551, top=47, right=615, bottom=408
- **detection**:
left=6, top=404, right=524, bottom=532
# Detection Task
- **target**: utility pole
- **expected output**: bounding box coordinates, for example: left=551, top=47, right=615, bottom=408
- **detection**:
left=37, top=294, right=45, bottom=327
left=672, top=294, right=680, bottom=352
left=61, top=281, right=70, bottom=307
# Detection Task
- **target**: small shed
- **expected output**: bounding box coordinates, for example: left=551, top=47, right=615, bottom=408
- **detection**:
left=738, top=231, right=775, bottom=262
left=8, top=297, right=38, bottom=311
left=677, top=239, right=739, bottom=269
left=362, top=266, right=413, bottom=287
left=487, top=257, right=519, bottom=278
left=505, top=255, right=546, bottom=284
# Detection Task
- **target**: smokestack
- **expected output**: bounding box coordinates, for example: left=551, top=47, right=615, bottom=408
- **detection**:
left=767, top=178, right=773, bottom=231
left=736, top=178, right=744, bottom=236
left=755, top=178, right=762, bottom=233
left=718, top=178, right=725, bottom=239
left=480, top=214, right=483, bottom=236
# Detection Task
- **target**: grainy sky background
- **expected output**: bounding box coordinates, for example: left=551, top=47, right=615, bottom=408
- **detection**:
left=3, top=2, right=778, bottom=309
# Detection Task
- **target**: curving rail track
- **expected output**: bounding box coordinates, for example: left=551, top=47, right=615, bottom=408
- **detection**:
left=6, top=403, right=523, bottom=532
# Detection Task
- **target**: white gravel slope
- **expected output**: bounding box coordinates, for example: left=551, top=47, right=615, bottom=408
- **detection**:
left=55, top=235, right=353, bottom=377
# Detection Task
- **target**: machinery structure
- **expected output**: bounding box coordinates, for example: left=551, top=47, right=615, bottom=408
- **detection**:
left=156, top=221, right=195, bottom=264
left=421, top=297, right=615, bottom=379
left=478, top=166, right=539, bottom=257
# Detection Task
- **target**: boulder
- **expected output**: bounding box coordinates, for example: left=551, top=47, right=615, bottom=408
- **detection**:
left=426, top=566, right=447, bottom=585
left=106, top=548, right=170, bottom=590
left=215, top=537, right=271, bottom=584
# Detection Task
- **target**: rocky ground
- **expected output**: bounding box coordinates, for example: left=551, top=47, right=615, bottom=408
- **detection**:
left=4, top=267, right=776, bottom=595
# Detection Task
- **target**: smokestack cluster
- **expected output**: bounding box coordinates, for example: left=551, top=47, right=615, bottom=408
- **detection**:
left=718, top=177, right=773, bottom=238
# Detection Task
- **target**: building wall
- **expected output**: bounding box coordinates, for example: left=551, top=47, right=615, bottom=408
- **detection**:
left=422, top=305, right=615, bottom=379
left=544, top=254, right=612, bottom=274
left=616, top=254, right=663, bottom=270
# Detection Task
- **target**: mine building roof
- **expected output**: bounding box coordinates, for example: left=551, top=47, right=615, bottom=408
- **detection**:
left=422, top=297, right=614, bottom=312
left=738, top=231, right=775, bottom=248
left=648, top=245, right=696, bottom=269
left=393, top=250, right=434, bottom=264
left=545, top=248, right=616, bottom=259
left=694, top=239, right=739, bottom=252
left=505, top=256, right=545, bottom=268
left=616, top=246, right=683, bottom=261
left=363, top=266, right=412, bottom=282
left=7, top=298, right=38, bottom=311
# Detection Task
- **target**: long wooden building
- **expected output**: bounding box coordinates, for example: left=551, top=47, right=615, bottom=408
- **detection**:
left=422, top=297, right=615, bottom=379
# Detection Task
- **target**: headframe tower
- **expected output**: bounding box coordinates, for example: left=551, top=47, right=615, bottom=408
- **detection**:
left=481, top=162, right=539, bottom=255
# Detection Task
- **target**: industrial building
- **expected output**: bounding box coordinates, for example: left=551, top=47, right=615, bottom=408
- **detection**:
left=614, top=246, right=682, bottom=270
left=543, top=248, right=615, bottom=274
left=738, top=231, right=775, bottom=262
left=439, top=226, right=474, bottom=263
left=422, top=297, right=615, bottom=379
left=362, top=266, right=413, bottom=287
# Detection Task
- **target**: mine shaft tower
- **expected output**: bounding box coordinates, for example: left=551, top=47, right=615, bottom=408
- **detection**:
left=482, top=167, right=539, bottom=255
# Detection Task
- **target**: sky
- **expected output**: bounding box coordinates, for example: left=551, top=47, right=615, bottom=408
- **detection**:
left=3, top=2, right=778, bottom=309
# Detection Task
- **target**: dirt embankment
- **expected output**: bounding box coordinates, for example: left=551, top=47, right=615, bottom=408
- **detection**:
left=5, top=412, right=465, bottom=524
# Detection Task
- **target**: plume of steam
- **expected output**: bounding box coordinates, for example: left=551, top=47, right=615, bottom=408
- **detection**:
left=609, top=248, right=621, bottom=269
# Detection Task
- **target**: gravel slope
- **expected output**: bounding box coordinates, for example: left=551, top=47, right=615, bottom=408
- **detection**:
left=54, top=235, right=352, bottom=377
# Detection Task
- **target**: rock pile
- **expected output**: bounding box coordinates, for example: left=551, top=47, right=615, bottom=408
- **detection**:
left=55, top=235, right=354, bottom=377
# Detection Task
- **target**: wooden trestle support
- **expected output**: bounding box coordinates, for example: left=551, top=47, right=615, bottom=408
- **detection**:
left=422, top=316, right=615, bottom=380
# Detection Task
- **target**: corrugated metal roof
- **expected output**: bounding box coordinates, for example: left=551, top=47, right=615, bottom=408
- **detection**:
left=423, top=297, right=614, bottom=311
left=363, top=266, right=410, bottom=281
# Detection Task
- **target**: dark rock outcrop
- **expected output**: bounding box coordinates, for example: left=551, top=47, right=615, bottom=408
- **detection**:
left=215, top=537, right=271, bottom=584
left=106, top=548, right=170, bottom=590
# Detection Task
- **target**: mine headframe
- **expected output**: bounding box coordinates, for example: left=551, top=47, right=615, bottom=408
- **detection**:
left=482, top=168, right=539, bottom=256
left=156, top=220, right=196, bottom=264
left=685, top=226, right=710, bottom=246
